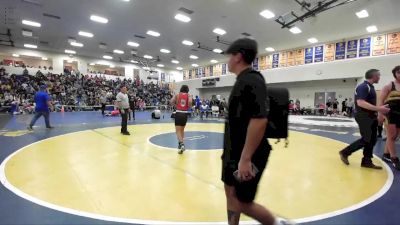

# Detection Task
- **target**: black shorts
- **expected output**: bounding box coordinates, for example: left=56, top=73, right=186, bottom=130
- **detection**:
left=387, top=111, right=400, bottom=128
left=175, top=112, right=188, bottom=126
left=221, top=149, right=270, bottom=203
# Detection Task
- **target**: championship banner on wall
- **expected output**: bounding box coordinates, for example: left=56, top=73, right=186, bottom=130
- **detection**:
left=222, top=63, right=227, bottom=75
left=279, top=52, right=287, bottom=67
left=335, top=41, right=346, bottom=60
left=324, top=43, right=335, bottom=62
left=359, top=37, right=371, bottom=57
left=252, top=57, right=259, bottom=70
left=287, top=51, right=295, bottom=66
left=161, top=73, right=165, bottom=81
left=210, top=66, right=213, bottom=77
left=183, top=70, right=187, bottom=80
left=346, top=39, right=358, bottom=59
left=272, top=53, right=279, bottom=68
left=387, top=32, right=400, bottom=54
left=188, top=70, right=192, bottom=79
left=372, top=34, right=386, bottom=56
left=295, top=49, right=304, bottom=66
left=305, top=47, right=313, bottom=64
left=314, top=45, right=323, bottom=63
left=259, top=55, right=267, bottom=70
left=266, top=55, right=272, bottom=69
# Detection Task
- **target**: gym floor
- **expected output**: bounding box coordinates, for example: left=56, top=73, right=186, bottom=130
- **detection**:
left=0, top=112, right=399, bottom=225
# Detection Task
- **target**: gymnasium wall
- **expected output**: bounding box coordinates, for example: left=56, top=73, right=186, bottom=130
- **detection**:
left=0, top=45, right=182, bottom=82
left=175, top=53, right=400, bottom=99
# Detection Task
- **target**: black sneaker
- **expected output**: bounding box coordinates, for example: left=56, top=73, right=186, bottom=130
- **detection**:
left=27, top=126, right=33, bottom=131
left=382, top=153, right=391, bottom=163
left=361, top=161, right=383, bottom=170
left=339, top=151, right=349, bottom=165
left=391, top=157, right=400, bottom=170
left=121, top=132, right=131, bottom=135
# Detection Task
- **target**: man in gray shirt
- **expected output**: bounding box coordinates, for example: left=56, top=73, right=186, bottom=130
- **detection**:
left=116, top=86, right=131, bottom=135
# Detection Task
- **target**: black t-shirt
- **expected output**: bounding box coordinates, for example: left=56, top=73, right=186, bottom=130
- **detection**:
left=223, top=68, right=271, bottom=162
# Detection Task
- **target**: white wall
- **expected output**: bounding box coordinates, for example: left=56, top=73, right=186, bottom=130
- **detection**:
left=175, top=53, right=400, bottom=97
left=199, top=86, right=232, bottom=100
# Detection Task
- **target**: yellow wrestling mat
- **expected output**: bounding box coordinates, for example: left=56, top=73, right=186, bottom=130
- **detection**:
left=1, top=123, right=392, bottom=224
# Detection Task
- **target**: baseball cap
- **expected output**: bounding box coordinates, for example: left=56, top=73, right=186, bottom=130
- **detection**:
left=225, top=38, right=258, bottom=64
left=40, top=84, right=47, bottom=90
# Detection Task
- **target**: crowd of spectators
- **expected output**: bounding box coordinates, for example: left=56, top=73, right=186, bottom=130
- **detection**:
left=0, top=67, right=173, bottom=114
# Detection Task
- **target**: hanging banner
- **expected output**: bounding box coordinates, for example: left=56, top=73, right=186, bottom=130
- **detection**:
left=346, top=40, right=358, bottom=59
left=188, top=70, right=192, bottom=79
left=266, top=55, right=272, bottom=69
left=324, top=43, right=335, bottom=62
left=305, top=47, right=314, bottom=64
left=372, top=34, right=386, bottom=56
left=314, top=45, right=324, bottom=63
left=222, top=63, right=227, bottom=75
left=286, top=51, right=295, bottom=66
left=387, top=32, right=400, bottom=54
left=252, top=57, right=259, bottom=70
left=359, top=37, right=371, bottom=57
left=259, top=55, right=267, bottom=70
left=335, top=41, right=346, bottom=60
left=205, top=66, right=210, bottom=77
left=279, top=52, right=287, bottom=67
left=272, top=53, right=279, bottom=68
left=161, top=73, right=165, bottom=81
left=210, top=66, right=213, bottom=77
left=295, top=49, right=304, bottom=65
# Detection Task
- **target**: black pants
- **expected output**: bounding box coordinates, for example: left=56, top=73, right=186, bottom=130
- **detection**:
left=341, top=114, right=377, bottom=160
left=29, top=111, right=50, bottom=128
left=101, top=104, right=106, bottom=115
left=128, top=109, right=135, bottom=120
left=120, top=109, right=128, bottom=133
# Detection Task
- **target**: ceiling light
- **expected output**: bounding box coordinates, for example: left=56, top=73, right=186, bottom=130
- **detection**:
left=213, top=28, right=226, bottom=35
left=366, top=25, right=378, bottom=33
left=289, top=27, right=302, bottom=34
left=22, top=19, right=41, bottom=27
left=70, top=42, right=84, bottom=47
left=113, top=49, right=125, bottom=54
left=99, top=43, right=107, bottom=49
left=356, top=9, right=369, bottom=18
left=22, top=30, right=32, bottom=37
left=143, top=67, right=150, bottom=70
left=42, top=57, right=48, bottom=61
left=259, top=9, right=275, bottom=19
left=146, top=30, right=161, bottom=37
left=78, top=31, right=94, bottom=38
left=122, top=0, right=130, bottom=1
left=103, top=55, right=113, bottom=59
left=65, top=49, right=76, bottom=54
left=110, top=65, right=115, bottom=68
left=190, top=55, right=198, bottom=59
left=68, top=38, right=76, bottom=43
left=308, top=37, right=318, bottom=43
left=127, top=41, right=140, bottom=47
left=12, top=54, right=19, bottom=57
left=89, top=63, right=95, bottom=66
left=171, top=60, right=179, bottom=64
left=177, top=67, right=183, bottom=70
left=174, top=13, right=191, bottom=23
left=192, top=64, right=199, bottom=67
left=157, top=64, right=164, bottom=68
left=144, top=55, right=153, bottom=59
left=210, top=59, right=218, bottom=63
left=213, top=48, right=223, bottom=54
left=265, top=47, right=275, bottom=52
left=160, top=49, right=171, bottom=54
left=131, top=60, right=138, bottom=63
left=24, top=44, right=37, bottom=49
left=182, top=40, right=194, bottom=46
left=90, top=15, right=108, bottom=24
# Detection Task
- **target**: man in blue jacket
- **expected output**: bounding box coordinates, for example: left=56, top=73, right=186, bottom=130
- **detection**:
left=27, top=85, right=53, bottom=130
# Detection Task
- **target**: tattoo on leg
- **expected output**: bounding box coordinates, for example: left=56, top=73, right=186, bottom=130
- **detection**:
left=227, top=210, right=240, bottom=225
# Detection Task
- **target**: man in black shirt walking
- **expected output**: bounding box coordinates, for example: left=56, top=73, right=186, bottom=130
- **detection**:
left=221, top=38, right=282, bottom=225
left=339, top=69, right=390, bottom=169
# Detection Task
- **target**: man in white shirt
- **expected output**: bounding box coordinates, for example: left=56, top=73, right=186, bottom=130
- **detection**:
left=116, top=86, right=131, bottom=135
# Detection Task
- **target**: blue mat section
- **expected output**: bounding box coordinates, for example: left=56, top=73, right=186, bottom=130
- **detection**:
left=149, top=131, right=224, bottom=150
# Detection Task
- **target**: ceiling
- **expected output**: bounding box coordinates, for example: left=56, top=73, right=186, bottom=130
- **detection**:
left=0, top=0, right=399, bottom=71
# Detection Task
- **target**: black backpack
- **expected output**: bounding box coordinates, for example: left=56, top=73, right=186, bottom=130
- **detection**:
left=254, top=71, right=290, bottom=146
